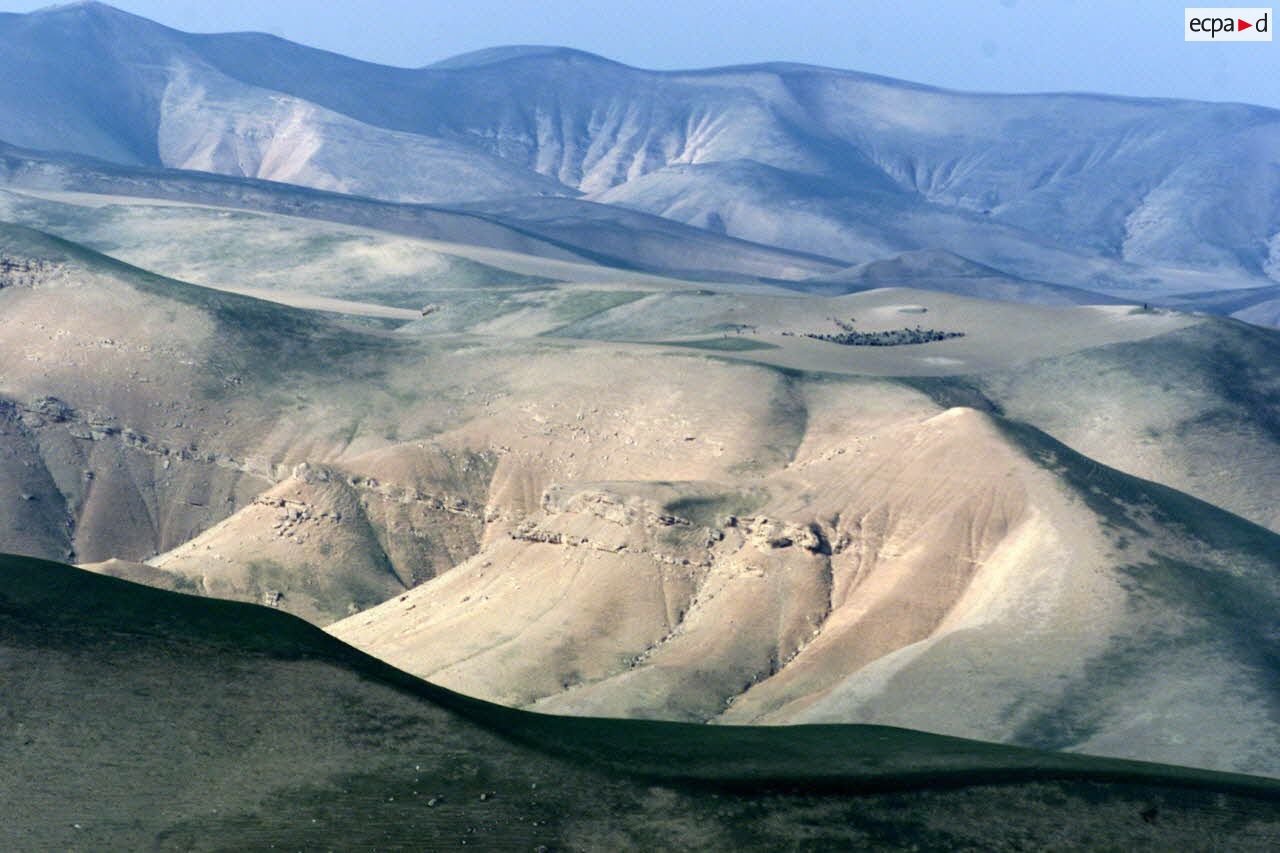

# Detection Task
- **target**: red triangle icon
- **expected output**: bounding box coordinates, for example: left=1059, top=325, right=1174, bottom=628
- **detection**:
left=1239, top=18, right=1253, bottom=30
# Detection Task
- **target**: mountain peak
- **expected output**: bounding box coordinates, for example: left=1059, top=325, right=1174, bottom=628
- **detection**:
left=28, top=1, right=160, bottom=29
left=427, top=45, right=625, bottom=70
left=33, top=1, right=115, bottom=14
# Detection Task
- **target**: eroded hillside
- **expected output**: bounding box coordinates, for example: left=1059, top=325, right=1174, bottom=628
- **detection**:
left=3, top=218, right=1278, bottom=779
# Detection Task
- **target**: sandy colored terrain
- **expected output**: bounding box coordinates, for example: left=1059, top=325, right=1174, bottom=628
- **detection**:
left=2, top=217, right=1276, bottom=779
left=331, top=376, right=1280, bottom=777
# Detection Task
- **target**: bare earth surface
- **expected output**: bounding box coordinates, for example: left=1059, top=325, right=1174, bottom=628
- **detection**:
left=1, top=190, right=1276, bottom=782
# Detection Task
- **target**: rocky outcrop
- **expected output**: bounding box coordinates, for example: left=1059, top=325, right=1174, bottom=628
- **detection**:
left=738, top=516, right=824, bottom=552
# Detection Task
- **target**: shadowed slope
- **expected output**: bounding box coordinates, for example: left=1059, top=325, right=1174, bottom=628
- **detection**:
left=4, top=552, right=1280, bottom=851
left=975, top=318, right=1280, bottom=532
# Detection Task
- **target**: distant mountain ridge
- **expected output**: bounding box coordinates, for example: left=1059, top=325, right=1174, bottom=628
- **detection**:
left=0, top=139, right=841, bottom=281
left=1, top=2, right=1279, bottom=303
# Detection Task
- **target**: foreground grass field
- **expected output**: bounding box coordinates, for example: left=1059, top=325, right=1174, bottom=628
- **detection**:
left=4, top=552, right=1279, bottom=851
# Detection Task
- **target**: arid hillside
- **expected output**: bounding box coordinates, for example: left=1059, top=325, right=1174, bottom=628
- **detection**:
left=2, top=209, right=1277, bottom=779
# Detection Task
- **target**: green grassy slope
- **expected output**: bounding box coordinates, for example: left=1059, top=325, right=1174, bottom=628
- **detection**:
left=4, top=553, right=1280, bottom=851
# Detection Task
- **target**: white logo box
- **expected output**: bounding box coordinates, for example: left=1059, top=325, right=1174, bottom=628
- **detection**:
left=1185, top=7, right=1273, bottom=40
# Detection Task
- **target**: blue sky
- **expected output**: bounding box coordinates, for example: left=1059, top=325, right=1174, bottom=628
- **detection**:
left=6, top=0, right=1279, bottom=108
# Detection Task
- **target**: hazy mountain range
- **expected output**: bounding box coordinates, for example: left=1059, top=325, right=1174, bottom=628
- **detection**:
left=2, top=1, right=1280, bottom=317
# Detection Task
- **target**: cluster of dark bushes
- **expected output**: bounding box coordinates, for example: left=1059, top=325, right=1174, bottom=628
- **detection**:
left=0, top=254, right=54, bottom=289
left=830, top=317, right=856, bottom=332
left=804, top=326, right=965, bottom=347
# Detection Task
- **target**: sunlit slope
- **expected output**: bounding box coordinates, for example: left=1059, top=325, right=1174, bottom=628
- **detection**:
left=0, top=223, right=832, bottom=620
left=126, top=345, right=827, bottom=622
left=0, top=222, right=812, bottom=619
left=550, top=287, right=1197, bottom=376
left=549, top=289, right=1280, bottom=536
left=331, top=375, right=1280, bottom=776
left=4, top=553, right=1280, bottom=852
left=131, top=291, right=1202, bottom=626
left=0, top=188, right=559, bottom=305
left=5, top=219, right=1277, bottom=773
left=0, top=223, right=494, bottom=612
left=0, top=188, right=757, bottom=331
